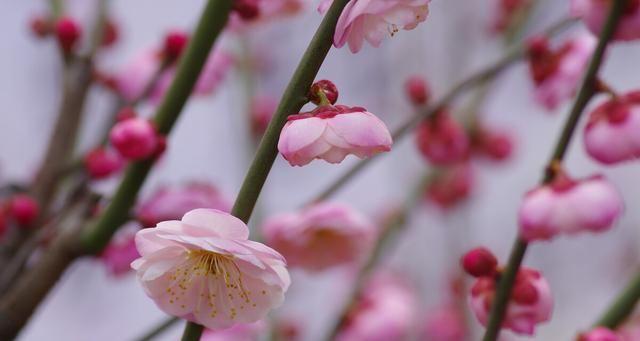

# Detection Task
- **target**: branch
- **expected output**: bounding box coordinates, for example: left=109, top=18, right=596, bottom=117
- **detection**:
left=307, top=17, right=576, bottom=204
left=481, top=2, right=625, bottom=340
left=0, top=0, right=233, bottom=337
left=592, top=270, right=640, bottom=328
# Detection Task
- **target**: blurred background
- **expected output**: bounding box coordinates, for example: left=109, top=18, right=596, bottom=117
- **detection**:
left=1, top=0, right=640, bottom=340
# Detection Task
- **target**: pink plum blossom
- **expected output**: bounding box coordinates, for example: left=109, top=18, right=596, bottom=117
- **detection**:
left=584, top=91, right=640, bottom=164
left=518, top=172, right=623, bottom=241
left=421, top=304, right=466, bottom=341
left=469, top=267, right=553, bottom=335
left=278, top=105, right=392, bottom=166
left=336, top=272, right=417, bottom=341
left=109, top=117, right=160, bottom=160
left=101, top=224, right=140, bottom=277
left=262, top=202, right=376, bottom=271
left=415, top=111, right=470, bottom=165
left=571, top=0, right=640, bottom=41
left=131, top=209, right=290, bottom=329
left=201, top=320, right=266, bottom=341
left=578, top=327, right=621, bottom=341
left=319, top=0, right=431, bottom=53
left=135, top=182, right=232, bottom=227
left=528, top=33, right=596, bottom=110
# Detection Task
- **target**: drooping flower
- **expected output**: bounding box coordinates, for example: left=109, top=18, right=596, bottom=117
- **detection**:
left=278, top=105, right=392, bottom=166
left=571, top=0, right=640, bottom=41
left=425, top=163, right=473, bottom=208
left=518, top=172, right=623, bottom=241
left=469, top=267, right=553, bottom=335
left=318, top=0, right=431, bottom=53
left=415, top=111, right=469, bottom=165
left=131, top=209, right=290, bottom=329
left=336, top=272, right=417, bottom=341
left=109, top=117, right=161, bottom=160
left=101, top=224, right=140, bottom=277
left=583, top=91, right=640, bottom=164
left=262, top=202, right=376, bottom=271
left=135, top=182, right=232, bottom=227
left=527, top=33, right=596, bottom=110
left=201, top=320, right=266, bottom=341
left=578, top=327, right=621, bottom=341
left=421, top=304, right=466, bottom=341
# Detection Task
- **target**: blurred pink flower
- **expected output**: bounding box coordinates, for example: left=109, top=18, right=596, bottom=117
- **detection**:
left=425, top=163, right=473, bottom=209
left=262, top=202, right=376, bottom=271
left=415, top=111, right=470, bottom=165
left=584, top=91, right=640, bottom=164
left=278, top=105, right=392, bottom=166
left=571, top=0, right=640, bottom=41
left=578, top=327, right=621, bottom=341
left=405, top=75, right=431, bottom=105
left=319, top=0, right=430, bottom=53
left=337, top=272, right=416, bottom=341
left=250, top=95, right=277, bottom=137
left=469, top=267, right=553, bottom=335
left=83, top=147, right=124, bottom=179
left=528, top=33, right=596, bottom=110
left=131, top=209, right=290, bottom=329
left=518, top=172, right=623, bottom=241
left=201, top=320, right=266, bottom=341
left=109, top=117, right=160, bottom=160
left=101, top=225, right=140, bottom=277
left=472, top=126, right=514, bottom=162
left=421, top=304, right=466, bottom=341
left=135, top=182, right=232, bottom=227
left=490, top=0, right=531, bottom=33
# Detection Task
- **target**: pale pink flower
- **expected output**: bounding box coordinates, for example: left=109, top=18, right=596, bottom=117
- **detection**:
left=261, top=202, right=376, bottom=271
left=421, top=304, right=466, bottom=341
left=319, top=0, right=430, bottom=53
left=336, top=272, right=417, bottom=341
left=528, top=33, right=596, bottom=110
left=578, top=327, right=621, bottom=341
left=131, top=209, right=290, bottom=329
left=518, top=172, right=623, bottom=241
left=571, top=0, right=640, bottom=41
left=100, top=224, right=140, bottom=277
left=584, top=91, right=640, bottom=164
left=278, top=105, right=392, bottom=167
left=136, top=182, right=232, bottom=227
left=201, top=320, right=266, bottom=341
left=470, top=267, right=553, bottom=335
left=415, top=110, right=470, bottom=165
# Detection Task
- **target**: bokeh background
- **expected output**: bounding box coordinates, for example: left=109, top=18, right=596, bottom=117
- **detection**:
left=1, top=0, right=640, bottom=340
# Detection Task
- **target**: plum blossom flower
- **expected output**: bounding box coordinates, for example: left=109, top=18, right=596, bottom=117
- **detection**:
left=528, top=33, right=596, bottom=110
left=469, top=267, right=553, bottom=335
left=336, top=272, right=417, bottom=341
left=583, top=91, right=640, bottom=164
left=135, top=182, right=232, bottom=227
left=201, top=320, right=266, bottom=341
left=578, top=327, right=621, bottom=341
left=518, top=172, right=623, bottom=241
left=101, top=224, right=140, bottom=277
left=131, top=209, right=290, bottom=329
left=278, top=105, right=392, bottom=166
left=261, top=202, right=376, bottom=271
left=571, top=0, right=640, bottom=41
left=319, top=0, right=431, bottom=53
left=415, top=110, right=470, bottom=165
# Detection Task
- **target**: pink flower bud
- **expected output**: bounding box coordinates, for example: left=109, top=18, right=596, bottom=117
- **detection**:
left=469, top=267, right=553, bottom=335
left=309, top=79, right=338, bottom=105
left=116, top=107, right=137, bottom=122
left=262, top=202, right=376, bottom=271
left=528, top=33, right=596, bottom=110
left=404, top=75, right=430, bottom=105
left=571, top=0, right=640, bottom=41
left=319, top=0, right=431, bottom=53
left=55, top=17, right=82, bottom=53
left=233, top=0, right=261, bottom=20
left=135, top=182, right=231, bottom=227
left=426, top=163, right=473, bottom=208
left=8, top=194, right=39, bottom=227
left=461, top=247, right=498, bottom=278
left=101, top=19, right=118, bottom=47
left=584, top=92, right=640, bottom=164
left=415, top=111, right=469, bottom=165
left=278, top=105, right=392, bottom=166
left=578, top=327, right=621, bottom=341
left=490, top=0, right=531, bottom=33
left=519, top=173, right=623, bottom=241
left=163, top=30, right=189, bottom=61
left=84, top=147, right=124, bottom=179
left=473, top=127, right=514, bottom=161
left=250, top=95, right=277, bottom=137
left=109, top=117, right=160, bottom=160
left=29, top=15, right=51, bottom=38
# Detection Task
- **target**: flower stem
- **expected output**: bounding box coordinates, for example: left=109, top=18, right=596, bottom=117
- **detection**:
left=307, top=17, right=576, bottom=204
left=593, top=271, right=640, bottom=328
left=481, top=2, right=625, bottom=340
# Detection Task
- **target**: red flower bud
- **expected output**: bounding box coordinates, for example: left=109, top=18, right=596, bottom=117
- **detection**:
left=163, top=30, right=189, bottom=61
left=55, top=17, right=82, bottom=53
left=461, top=247, right=498, bottom=277
left=309, top=79, right=339, bottom=105
left=404, top=75, right=430, bottom=105
left=84, top=147, right=124, bottom=179
left=8, top=194, right=40, bottom=227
